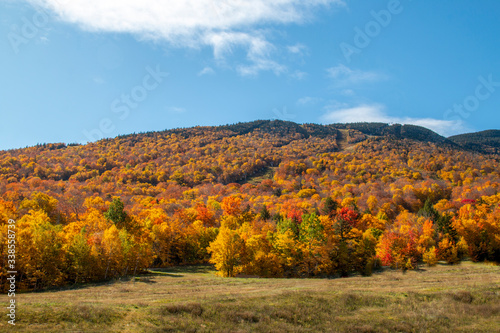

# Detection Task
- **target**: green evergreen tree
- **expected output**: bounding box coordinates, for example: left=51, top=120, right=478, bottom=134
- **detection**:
left=322, top=196, right=338, bottom=215
left=104, top=197, right=128, bottom=228
left=259, top=206, right=271, bottom=220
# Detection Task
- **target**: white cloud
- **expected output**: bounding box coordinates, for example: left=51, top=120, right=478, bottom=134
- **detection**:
left=327, top=64, right=385, bottom=85
left=289, top=70, right=308, bottom=80
left=320, top=103, right=469, bottom=137
left=297, top=96, right=321, bottom=106
left=287, top=43, right=307, bottom=55
left=204, top=31, right=286, bottom=76
left=198, top=67, right=215, bottom=76
left=166, top=106, right=186, bottom=114
left=321, top=104, right=388, bottom=123
left=23, top=0, right=343, bottom=75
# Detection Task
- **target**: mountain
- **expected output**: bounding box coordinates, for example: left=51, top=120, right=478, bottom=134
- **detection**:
left=0, top=120, right=496, bottom=187
left=2, top=120, right=500, bottom=290
left=217, top=121, right=454, bottom=145
left=449, top=130, right=500, bottom=154
left=328, top=122, right=454, bottom=145
left=2, top=120, right=485, bottom=154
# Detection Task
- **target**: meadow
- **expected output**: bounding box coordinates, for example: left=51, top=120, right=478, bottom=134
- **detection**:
left=1, top=261, right=499, bottom=332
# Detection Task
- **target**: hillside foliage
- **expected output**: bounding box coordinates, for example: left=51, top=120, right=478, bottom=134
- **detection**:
left=1, top=120, right=500, bottom=289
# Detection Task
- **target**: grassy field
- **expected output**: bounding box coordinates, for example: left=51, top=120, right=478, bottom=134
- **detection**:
left=1, top=262, right=499, bottom=332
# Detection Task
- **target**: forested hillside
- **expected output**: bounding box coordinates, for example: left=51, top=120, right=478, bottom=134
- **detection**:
left=449, top=130, right=500, bottom=154
left=1, top=121, right=499, bottom=290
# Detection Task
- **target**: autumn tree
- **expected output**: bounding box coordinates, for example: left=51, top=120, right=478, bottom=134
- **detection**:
left=207, top=220, right=245, bottom=277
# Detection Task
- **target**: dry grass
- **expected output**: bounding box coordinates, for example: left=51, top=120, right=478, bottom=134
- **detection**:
left=1, top=262, right=499, bottom=332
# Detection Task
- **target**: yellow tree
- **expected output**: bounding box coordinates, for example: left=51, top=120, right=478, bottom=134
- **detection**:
left=207, top=220, right=245, bottom=277
left=366, top=195, right=378, bottom=214
left=453, top=203, right=500, bottom=262
left=238, top=221, right=282, bottom=277
left=0, top=199, right=17, bottom=291
left=101, top=225, right=125, bottom=279
left=271, top=218, right=302, bottom=277
left=65, top=229, right=93, bottom=283
left=20, top=192, right=62, bottom=223
left=17, top=210, right=67, bottom=289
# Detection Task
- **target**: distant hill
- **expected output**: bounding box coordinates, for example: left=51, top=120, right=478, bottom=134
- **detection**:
left=213, top=120, right=455, bottom=147
left=449, top=130, right=500, bottom=154
left=327, top=122, right=454, bottom=146
left=2, top=120, right=494, bottom=155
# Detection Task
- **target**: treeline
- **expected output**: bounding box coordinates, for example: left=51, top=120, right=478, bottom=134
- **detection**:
left=0, top=194, right=217, bottom=291
left=1, top=191, right=499, bottom=290
left=208, top=195, right=500, bottom=277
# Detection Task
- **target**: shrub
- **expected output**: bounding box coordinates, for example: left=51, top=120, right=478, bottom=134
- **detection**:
left=423, top=246, right=438, bottom=266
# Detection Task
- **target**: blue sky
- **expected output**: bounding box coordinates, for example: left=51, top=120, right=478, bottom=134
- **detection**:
left=1, top=0, right=500, bottom=150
